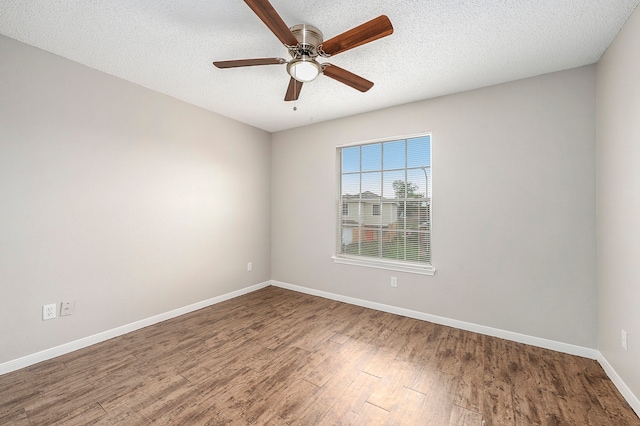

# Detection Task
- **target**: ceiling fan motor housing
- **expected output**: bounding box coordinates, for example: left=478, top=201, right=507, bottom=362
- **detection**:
left=289, top=24, right=323, bottom=58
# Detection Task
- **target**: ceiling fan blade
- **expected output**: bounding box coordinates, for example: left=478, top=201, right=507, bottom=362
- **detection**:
left=321, top=15, right=393, bottom=56
left=322, top=64, right=374, bottom=92
left=244, top=0, right=299, bottom=46
left=285, top=77, right=303, bottom=101
left=213, top=57, right=286, bottom=68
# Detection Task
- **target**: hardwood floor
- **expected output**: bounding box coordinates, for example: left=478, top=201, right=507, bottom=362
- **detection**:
left=1, top=286, right=638, bottom=425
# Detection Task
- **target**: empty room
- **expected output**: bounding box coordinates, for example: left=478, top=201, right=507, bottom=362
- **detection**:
left=1, top=0, right=639, bottom=424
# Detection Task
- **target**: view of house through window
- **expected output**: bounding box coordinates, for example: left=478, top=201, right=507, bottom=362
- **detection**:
left=337, top=134, right=432, bottom=267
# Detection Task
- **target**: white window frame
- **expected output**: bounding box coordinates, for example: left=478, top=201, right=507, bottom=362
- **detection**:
left=333, top=133, right=435, bottom=276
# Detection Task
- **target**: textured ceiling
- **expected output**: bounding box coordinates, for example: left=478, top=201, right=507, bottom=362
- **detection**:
left=1, top=1, right=639, bottom=132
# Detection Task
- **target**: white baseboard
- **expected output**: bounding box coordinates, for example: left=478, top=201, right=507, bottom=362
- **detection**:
left=598, top=353, right=640, bottom=417
left=0, top=281, right=271, bottom=376
left=270, top=280, right=599, bottom=359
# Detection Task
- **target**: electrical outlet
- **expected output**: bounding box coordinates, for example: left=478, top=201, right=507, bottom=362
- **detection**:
left=61, top=301, right=75, bottom=316
left=43, top=303, right=57, bottom=320
left=247, top=262, right=252, bottom=271
left=621, top=329, right=628, bottom=351
left=391, top=276, right=397, bottom=287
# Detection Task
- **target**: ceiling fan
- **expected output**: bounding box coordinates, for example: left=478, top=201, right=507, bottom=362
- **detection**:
left=213, top=0, right=393, bottom=102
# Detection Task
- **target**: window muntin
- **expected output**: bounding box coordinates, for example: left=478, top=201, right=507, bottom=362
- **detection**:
left=337, top=134, right=432, bottom=269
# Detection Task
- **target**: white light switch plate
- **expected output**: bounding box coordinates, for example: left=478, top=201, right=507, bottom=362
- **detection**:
left=61, top=300, right=75, bottom=316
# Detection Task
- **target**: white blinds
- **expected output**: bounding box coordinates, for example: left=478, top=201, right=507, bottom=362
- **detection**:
left=338, top=135, right=431, bottom=265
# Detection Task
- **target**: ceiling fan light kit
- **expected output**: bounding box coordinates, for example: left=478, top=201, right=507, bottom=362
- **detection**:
left=213, top=0, right=393, bottom=101
left=287, top=58, right=321, bottom=82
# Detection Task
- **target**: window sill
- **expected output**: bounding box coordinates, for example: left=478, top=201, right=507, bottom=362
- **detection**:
left=331, top=255, right=436, bottom=276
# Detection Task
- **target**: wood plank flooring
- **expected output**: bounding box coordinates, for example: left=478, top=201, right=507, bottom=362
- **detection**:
left=1, top=286, right=638, bottom=425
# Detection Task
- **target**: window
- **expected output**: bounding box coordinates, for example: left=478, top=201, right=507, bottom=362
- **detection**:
left=334, top=134, right=434, bottom=275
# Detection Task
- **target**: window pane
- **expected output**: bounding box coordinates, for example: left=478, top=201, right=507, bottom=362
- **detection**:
left=407, top=135, right=430, bottom=168
left=358, top=234, right=382, bottom=257
left=383, top=170, right=406, bottom=199
left=383, top=140, right=405, bottom=170
left=406, top=169, right=427, bottom=198
left=405, top=201, right=421, bottom=227
left=362, top=143, right=381, bottom=172
left=381, top=231, right=404, bottom=261
left=341, top=173, right=360, bottom=196
left=361, top=172, right=381, bottom=197
left=342, top=146, right=360, bottom=173
left=418, top=229, right=431, bottom=263
left=405, top=231, right=421, bottom=262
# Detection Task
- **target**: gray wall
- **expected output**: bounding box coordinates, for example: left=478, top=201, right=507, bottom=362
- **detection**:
left=597, top=5, right=640, bottom=400
left=272, top=66, right=598, bottom=348
left=0, top=29, right=607, bottom=369
left=0, top=35, right=272, bottom=364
